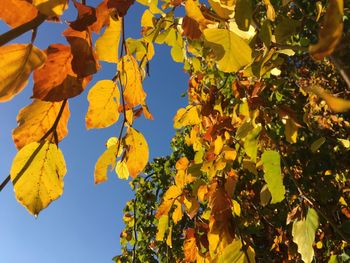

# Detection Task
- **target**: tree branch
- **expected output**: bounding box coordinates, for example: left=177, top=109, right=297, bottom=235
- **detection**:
left=0, top=14, right=47, bottom=46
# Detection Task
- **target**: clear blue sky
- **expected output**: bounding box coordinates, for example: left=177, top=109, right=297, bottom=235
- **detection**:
left=0, top=2, right=187, bottom=262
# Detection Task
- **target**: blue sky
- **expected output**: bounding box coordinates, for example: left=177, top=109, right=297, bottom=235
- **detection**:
left=0, top=2, right=187, bottom=262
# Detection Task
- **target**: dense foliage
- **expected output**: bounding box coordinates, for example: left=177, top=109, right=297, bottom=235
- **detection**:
left=0, top=0, right=350, bottom=262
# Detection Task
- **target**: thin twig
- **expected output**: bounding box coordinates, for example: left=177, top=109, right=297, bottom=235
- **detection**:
left=0, top=13, right=46, bottom=46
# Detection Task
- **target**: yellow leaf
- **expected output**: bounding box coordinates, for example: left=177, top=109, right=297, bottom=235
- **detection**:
left=214, top=136, right=224, bottom=155
left=184, top=228, right=198, bottom=262
left=172, top=200, right=183, bottom=224
left=156, top=185, right=182, bottom=218
left=176, top=157, right=190, bottom=171
left=185, top=0, right=213, bottom=29
left=174, top=105, right=202, bottom=129
left=308, top=85, right=350, bottom=113
left=285, top=118, right=299, bottom=144
left=232, top=200, right=241, bottom=216
left=0, top=44, right=46, bottom=102
left=10, top=141, right=66, bottom=216
left=209, top=0, right=235, bottom=19
left=115, top=160, right=129, bottom=180
left=166, top=225, right=173, bottom=247
left=86, top=80, right=120, bottom=129
left=156, top=215, right=169, bottom=241
left=309, top=0, right=343, bottom=60
left=106, top=137, right=119, bottom=148
left=124, top=127, right=149, bottom=178
left=203, top=28, right=252, bottom=72
left=218, top=239, right=256, bottom=263
left=94, top=144, right=122, bottom=184
left=141, top=9, right=154, bottom=28
left=12, top=100, right=69, bottom=149
left=118, top=55, right=147, bottom=107
left=264, top=0, right=276, bottom=21
left=33, top=0, right=68, bottom=16
left=223, top=147, right=237, bottom=161
left=197, top=184, right=208, bottom=202
left=96, top=16, right=122, bottom=63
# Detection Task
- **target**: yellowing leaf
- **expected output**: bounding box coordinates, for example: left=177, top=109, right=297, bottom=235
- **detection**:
left=115, top=160, right=129, bottom=180
left=209, top=0, right=235, bottom=19
left=156, top=215, right=169, bottom=241
left=185, top=0, right=213, bottom=29
left=96, top=16, right=122, bottom=63
left=214, top=136, right=224, bottom=155
left=156, top=185, right=182, bottom=219
left=173, top=105, right=202, bottom=129
left=292, top=208, right=319, bottom=263
left=203, top=28, right=252, bottom=73
left=141, top=9, right=154, bottom=28
left=0, top=0, right=38, bottom=28
left=309, top=0, right=344, bottom=60
left=33, top=0, right=68, bottom=16
left=261, top=150, right=285, bottom=203
left=118, top=55, right=147, bottom=107
left=124, top=127, right=149, bottom=178
left=0, top=44, right=46, bottom=102
left=184, top=228, right=198, bottom=262
left=243, top=125, right=261, bottom=162
left=86, top=80, right=120, bottom=129
left=13, top=100, right=70, bottom=149
left=172, top=200, right=183, bottom=224
left=308, top=85, right=350, bottom=113
left=94, top=143, right=122, bottom=184
left=10, top=141, right=66, bottom=216
left=166, top=225, right=173, bottom=247
left=218, top=239, right=255, bottom=263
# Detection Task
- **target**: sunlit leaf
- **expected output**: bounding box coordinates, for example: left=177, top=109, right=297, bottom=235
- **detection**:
left=184, top=228, right=198, bottom=262
left=309, top=0, right=344, bottom=60
left=156, top=215, right=169, bottom=241
left=13, top=100, right=70, bottom=149
left=33, top=0, right=68, bottom=16
left=218, top=239, right=255, bottom=263
left=203, top=28, right=252, bottom=72
left=10, top=141, right=67, bottom=216
left=261, top=150, right=285, bottom=203
left=124, top=127, right=149, bottom=178
left=86, top=80, right=120, bottom=129
left=174, top=105, right=201, bottom=129
left=115, top=160, right=129, bottom=180
left=0, top=44, right=46, bottom=102
left=0, top=0, right=38, bottom=28
left=208, top=0, right=235, bottom=19
left=95, top=15, right=122, bottom=63
left=292, top=208, right=319, bottom=263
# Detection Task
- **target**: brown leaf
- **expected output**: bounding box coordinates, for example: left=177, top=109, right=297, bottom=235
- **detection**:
left=182, top=16, right=202, bottom=40
left=0, top=0, right=38, bottom=28
left=69, top=0, right=97, bottom=31
left=63, top=28, right=100, bottom=77
left=107, top=0, right=135, bottom=17
left=90, top=0, right=110, bottom=33
left=33, top=44, right=91, bottom=101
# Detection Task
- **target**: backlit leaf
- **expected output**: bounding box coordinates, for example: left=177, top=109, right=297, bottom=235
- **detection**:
left=208, top=0, right=235, bottom=19
left=184, top=228, right=198, bottom=262
left=94, top=143, right=121, bottom=184
left=261, top=150, right=285, bottom=203
left=10, top=141, right=67, bottom=216
left=292, top=208, right=319, bottom=263
left=86, top=80, right=120, bottom=129
left=218, top=239, right=255, bottom=263
left=174, top=105, right=201, bottom=129
left=203, top=28, right=252, bottom=72
left=33, top=0, right=68, bottom=16
left=33, top=44, right=91, bottom=102
left=0, top=0, right=38, bottom=28
left=124, top=127, right=149, bottom=178
left=96, top=16, right=122, bottom=63
left=118, top=55, right=147, bottom=107
left=13, top=100, right=70, bottom=149
left=156, top=215, right=169, bottom=241
left=0, top=44, right=46, bottom=102
left=115, top=160, right=129, bottom=180
left=309, top=0, right=344, bottom=60
left=185, top=0, right=213, bottom=29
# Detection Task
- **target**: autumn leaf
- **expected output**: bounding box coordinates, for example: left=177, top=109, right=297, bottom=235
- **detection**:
left=13, top=100, right=70, bottom=149
left=118, top=55, right=147, bottom=107
left=184, top=228, right=198, bottom=262
left=90, top=0, right=110, bottom=33
left=292, top=208, right=319, bottom=263
left=33, top=44, right=91, bottom=101
left=33, top=0, right=68, bottom=17
left=208, top=0, right=235, bottom=19
left=185, top=0, right=213, bottom=30
left=94, top=139, right=122, bottom=184
left=0, top=0, right=38, bottom=28
left=203, top=28, right=252, bottom=72
left=124, top=127, right=149, bottom=178
left=115, top=160, right=129, bottom=180
left=156, top=215, right=169, bottom=241
left=0, top=44, right=46, bottom=102
left=182, top=16, right=202, bottom=40
left=173, top=105, right=201, bottom=129
left=63, top=28, right=100, bottom=77
left=95, top=15, right=122, bottom=63
left=156, top=185, right=182, bottom=219
left=261, top=150, right=285, bottom=203
left=10, top=141, right=67, bottom=216
left=108, top=0, right=135, bottom=17
left=70, top=0, right=97, bottom=31
left=86, top=80, right=120, bottom=129
left=218, top=239, right=255, bottom=263
left=309, top=0, right=344, bottom=60
left=235, top=0, right=252, bottom=30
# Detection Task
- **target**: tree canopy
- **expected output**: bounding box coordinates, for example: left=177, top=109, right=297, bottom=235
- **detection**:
left=0, top=0, right=350, bottom=262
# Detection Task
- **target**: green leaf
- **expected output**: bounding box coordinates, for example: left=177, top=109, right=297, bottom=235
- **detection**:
left=292, top=208, right=319, bottom=263
left=234, top=0, right=252, bottom=31
left=218, top=239, right=255, bottom=263
left=203, top=28, right=252, bottom=72
left=261, top=150, right=285, bottom=203
left=243, top=125, right=261, bottom=163
left=275, top=17, right=300, bottom=43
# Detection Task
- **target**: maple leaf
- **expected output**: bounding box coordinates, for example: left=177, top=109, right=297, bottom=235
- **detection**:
left=0, top=0, right=38, bottom=28
left=33, top=44, right=91, bottom=101
left=10, top=141, right=67, bottom=216
left=13, top=100, right=70, bottom=149
left=0, top=44, right=46, bottom=102
left=86, top=80, right=120, bottom=129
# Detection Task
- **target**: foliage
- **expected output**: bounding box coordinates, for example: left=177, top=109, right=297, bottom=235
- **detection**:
left=1, top=0, right=350, bottom=262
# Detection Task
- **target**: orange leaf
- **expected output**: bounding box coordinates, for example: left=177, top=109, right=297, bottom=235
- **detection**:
left=12, top=100, right=70, bottom=149
left=63, top=28, right=100, bottom=77
left=33, top=44, right=91, bottom=101
left=0, top=0, right=38, bottom=28
left=90, top=0, right=110, bottom=33
left=184, top=228, right=198, bottom=262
